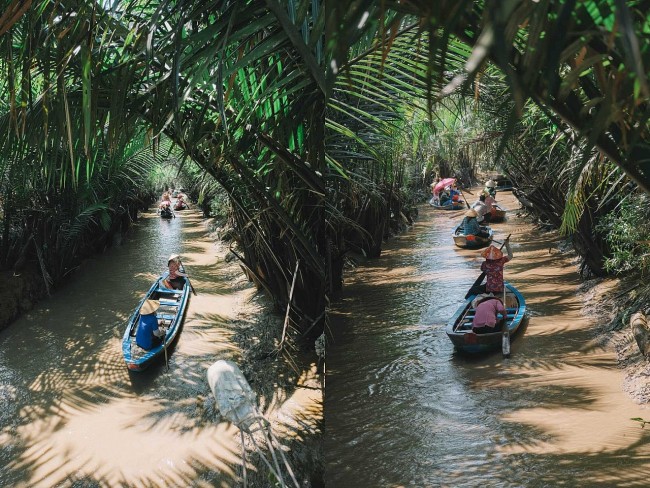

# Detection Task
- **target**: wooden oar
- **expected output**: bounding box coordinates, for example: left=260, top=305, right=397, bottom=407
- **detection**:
left=501, top=234, right=512, bottom=358
left=465, top=271, right=487, bottom=299
left=163, top=327, right=169, bottom=371
left=179, top=259, right=197, bottom=296
left=457, top=188, right=471, bottom=209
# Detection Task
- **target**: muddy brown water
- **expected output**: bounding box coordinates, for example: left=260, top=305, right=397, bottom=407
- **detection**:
left=325, top=191, right=650, bottom=487
left=0, top=210, right=255, bottom=487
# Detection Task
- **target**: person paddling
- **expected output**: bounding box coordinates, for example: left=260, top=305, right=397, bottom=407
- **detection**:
left=479, top=238, right=513, bottom=294
left=136, top=300, right=166, bottom=350
left=162, top=254, right=188, bottom=290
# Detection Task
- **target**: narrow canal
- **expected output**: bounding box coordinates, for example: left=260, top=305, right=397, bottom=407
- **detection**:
left=0, top=208, right=301, bottom=487
left=325, top=191, right=650, bottom=487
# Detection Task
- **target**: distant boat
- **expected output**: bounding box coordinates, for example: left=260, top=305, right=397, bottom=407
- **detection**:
left=483, top=204, right=507, bottom=223
left=452, top=224, right=493, bottom=249
left=445, top=282, right=526, bottom=354
left=159, top=205, right=174, bottom=219
left=122, top=272, right=191, bottom=371
left=431, top=201, right=465, bottom=210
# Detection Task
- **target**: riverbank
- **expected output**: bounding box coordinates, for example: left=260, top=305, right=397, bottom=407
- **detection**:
left=579, top=275, right=650, bottom=405
left=205, top=226, right=324, bottom=486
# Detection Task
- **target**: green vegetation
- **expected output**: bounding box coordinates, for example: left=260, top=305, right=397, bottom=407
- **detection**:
left=1, top=0, right=650, bottom=346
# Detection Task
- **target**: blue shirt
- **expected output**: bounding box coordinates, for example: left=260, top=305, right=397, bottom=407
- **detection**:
left=136, top=313, right=161, bottom=350
left=462, top=217, right=480, bottom=236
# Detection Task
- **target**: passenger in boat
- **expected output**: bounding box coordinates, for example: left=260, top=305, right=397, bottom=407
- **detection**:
left=480, top=239, right=513, bottom=294
left=485, top=179, right=497, bottom=198
left=162, top=254, right=188, bottom=290
left=174, top=193, right=187, bottom=210
left=471, top=295, right=506, bottom=334
left=136, top=299, right=166, bottom=350
left=461, top=209, right=489, bottom=237
left=429, top=178, right=440, bottom=205
left=472, top=194, right=490, bottom=222
left=439, top=189, right=451, bottom=206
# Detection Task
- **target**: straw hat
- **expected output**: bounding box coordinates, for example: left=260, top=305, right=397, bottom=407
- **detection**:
left=481, top=245, right=503, bottom=260
left=167, top=254, right=180, bottom=265
left=141, top=299, right=160, bottom=315
left=485, top=179, right=497, bottom=188
left=465, top=209, right=478, bottom=218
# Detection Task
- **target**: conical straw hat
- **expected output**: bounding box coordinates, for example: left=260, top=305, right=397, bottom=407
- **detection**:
left=141, top=299, right=160, bottom=315
left=481, top=245, right=503, bottom=260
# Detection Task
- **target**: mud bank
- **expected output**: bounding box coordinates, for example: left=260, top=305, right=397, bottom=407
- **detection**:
left=580, top=275, right=650, bottom=406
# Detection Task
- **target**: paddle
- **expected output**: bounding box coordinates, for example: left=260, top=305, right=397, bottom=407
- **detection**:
left=502, top=276, right=511, bottom=358
left=178, top=259, right=197, bottom=296
left=501, top=234, right=512, bottom=358
left=457, top=187, right=471, bottom=209
left=163, top=327, right=169, bottom=371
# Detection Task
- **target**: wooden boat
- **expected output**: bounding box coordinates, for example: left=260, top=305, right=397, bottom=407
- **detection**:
left=494, top=175, right=513, bottom=191
left=445, top=282, right=526, bottom=354
left=452, top=224, right=493, bottom=248
left=431, top=201, right=465, bottom=210
left=159, top=205, right=174, bottom=219
left=122, top=271, right=190, bottom=371
left=483, top=204, right=507, bottom=223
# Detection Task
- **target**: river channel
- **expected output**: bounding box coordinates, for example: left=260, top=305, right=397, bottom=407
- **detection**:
left=0, top=209, right=272, bottom=487
left=325, top=191, right=650, bottom=487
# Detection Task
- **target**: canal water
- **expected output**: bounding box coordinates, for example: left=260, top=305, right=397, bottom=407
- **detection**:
left=0, top=209, right=259, bottom=486
left=325, top=191, right=650, bottom=487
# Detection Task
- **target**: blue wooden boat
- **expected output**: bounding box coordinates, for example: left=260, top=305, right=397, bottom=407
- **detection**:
left=122, top=271, right=190, bottom=371
left=452, top=224, right=493, bottom=248
left=445, top=282, right=526, bottom=354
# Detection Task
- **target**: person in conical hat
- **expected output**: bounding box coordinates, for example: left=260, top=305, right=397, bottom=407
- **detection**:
left=484, top=179, right=497, bottom=198
left=481, top=245, right=503, bottom=260
left=136, top=299, right=166, bottom=350
left=460, top=208, right=490, bottom=238
left=479, top=238, right=513, bottom=294
left=162, top=254, right=188, bottom=290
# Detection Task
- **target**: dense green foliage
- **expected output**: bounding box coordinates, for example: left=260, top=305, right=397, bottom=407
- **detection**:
left=2, top=0, right=650, bottom=344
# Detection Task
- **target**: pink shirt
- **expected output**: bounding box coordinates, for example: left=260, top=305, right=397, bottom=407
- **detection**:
left=472, top=298, right=506, bottom=328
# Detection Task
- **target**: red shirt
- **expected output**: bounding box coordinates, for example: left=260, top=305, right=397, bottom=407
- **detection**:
left=481, top=257, right=510, bottom=293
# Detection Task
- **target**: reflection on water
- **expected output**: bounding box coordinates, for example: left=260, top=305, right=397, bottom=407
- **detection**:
left=325, top=192, right=650, bottom=487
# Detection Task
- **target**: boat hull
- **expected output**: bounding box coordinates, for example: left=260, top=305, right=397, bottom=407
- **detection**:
left=452, top=225, right=493, bottom=249
left=483, top=205, right=507, bottom=223
left=431, top=202, right=465, bottom=210
left=122, top=272, right=190, bottom=371
left=445, top=282, right=526, bottom=354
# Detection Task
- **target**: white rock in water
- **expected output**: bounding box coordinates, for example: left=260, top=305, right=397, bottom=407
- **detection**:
left=631, top=312, right=650, bottom=359
left=207, top=360, right=259, bottom=429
